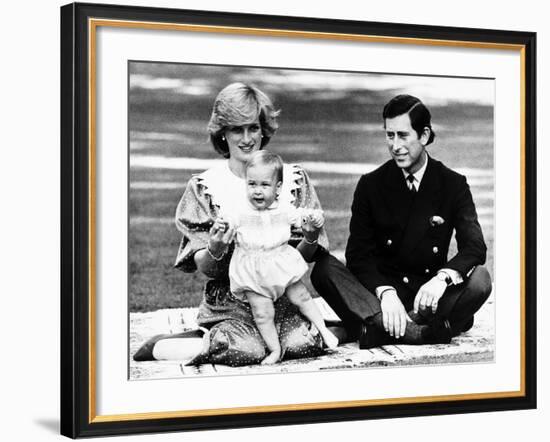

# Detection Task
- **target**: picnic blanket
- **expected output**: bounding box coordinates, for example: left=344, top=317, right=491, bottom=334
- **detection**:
left=130, top=293, right=495, bottom=380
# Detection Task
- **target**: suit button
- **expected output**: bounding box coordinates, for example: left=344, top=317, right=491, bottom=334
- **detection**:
left=386, top=239, right=392, bottom=246
left=425, top=268, right=430, bottom=274
left=403, top=276, right=409, bottom=284
left=432, top=246, right=439, bottom=254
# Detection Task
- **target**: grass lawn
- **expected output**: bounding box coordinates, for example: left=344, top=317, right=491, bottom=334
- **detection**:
left=129, top=166, right=493, bottom=311
left=128, top=68, right=494, bottom=312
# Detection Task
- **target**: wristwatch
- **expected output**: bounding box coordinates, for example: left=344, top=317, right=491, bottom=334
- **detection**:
left=436, top=271, right=452, bottom=286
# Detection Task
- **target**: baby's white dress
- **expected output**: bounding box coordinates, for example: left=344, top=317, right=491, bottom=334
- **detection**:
left=226, top=201, right=309, bottom=301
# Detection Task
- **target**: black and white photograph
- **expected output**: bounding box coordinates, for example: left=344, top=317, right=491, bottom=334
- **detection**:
left=2, top=0, right=544, bottom=439
left=129, top=62, right=495, bottom=380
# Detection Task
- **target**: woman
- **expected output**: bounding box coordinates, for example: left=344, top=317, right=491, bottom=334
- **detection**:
left=134, top=82, right=329, bottom=366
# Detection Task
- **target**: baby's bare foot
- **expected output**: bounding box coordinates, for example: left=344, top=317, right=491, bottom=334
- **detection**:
left=261, top=351, right=281, bottom=365
left=322, top=329, right=339, bottom=350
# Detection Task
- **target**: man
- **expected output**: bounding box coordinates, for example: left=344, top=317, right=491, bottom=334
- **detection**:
left=312, top=94, right=492, bottom=347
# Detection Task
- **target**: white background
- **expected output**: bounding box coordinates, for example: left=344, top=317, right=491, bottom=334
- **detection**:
left=0, top=0, right=545, bottom=440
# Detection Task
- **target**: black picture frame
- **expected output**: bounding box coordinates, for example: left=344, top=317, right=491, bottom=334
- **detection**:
left=60, top=2, right=537, bottom=438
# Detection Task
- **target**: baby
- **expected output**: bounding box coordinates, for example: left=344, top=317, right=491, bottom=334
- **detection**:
left=214, top=150, right=338, bottom=364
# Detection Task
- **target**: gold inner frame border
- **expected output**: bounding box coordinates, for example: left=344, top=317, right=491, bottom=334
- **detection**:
left=87, top=17, right=527, bottom=424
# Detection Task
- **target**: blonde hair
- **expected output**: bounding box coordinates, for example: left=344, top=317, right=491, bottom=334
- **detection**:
left=207, top=83, right=280, bottom=158
left=245, top=150, right=283, bottom=183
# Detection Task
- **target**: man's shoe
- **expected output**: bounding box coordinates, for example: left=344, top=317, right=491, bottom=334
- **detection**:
left=422, top=319, right=453, bottom=345
left=459, top=316, right=475, bottom=333
left=326, top=325, right=351, bottom=344
left=358, top=323, right=392, bottom=349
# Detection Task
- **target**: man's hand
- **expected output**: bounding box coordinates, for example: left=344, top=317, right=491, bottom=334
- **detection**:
left=413, top=276, right=447, bottom=315
left=380, top=290, right=411, bottom=338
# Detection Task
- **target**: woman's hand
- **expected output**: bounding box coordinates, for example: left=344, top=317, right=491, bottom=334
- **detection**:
left=195, top=217, right=235, bottom=276
left=296, top=210, right=323, bottom=262
left=208, top=217, right=235, bottom=259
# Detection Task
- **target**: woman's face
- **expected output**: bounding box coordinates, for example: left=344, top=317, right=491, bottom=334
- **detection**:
left=224, top=118, right=263, bottom=164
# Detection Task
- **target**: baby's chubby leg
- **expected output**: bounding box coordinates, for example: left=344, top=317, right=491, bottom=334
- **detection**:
left=286, top=281, right=339, bottom=349
left=246, top=291, right=281, bottom=364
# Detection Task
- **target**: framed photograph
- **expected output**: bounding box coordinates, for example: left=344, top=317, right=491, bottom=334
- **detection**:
left=60, top=2, right=536, bottom=438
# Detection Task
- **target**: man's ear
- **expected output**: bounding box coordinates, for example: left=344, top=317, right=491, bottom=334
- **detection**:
left=420, top=127, right=431, bottom=146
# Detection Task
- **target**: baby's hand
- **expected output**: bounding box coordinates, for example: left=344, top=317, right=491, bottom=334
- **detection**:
left=301, top=209, right=324, bottom=230
left=212, top=217, right=229, bottom=234
left=308, top=210, right=325, bottom=229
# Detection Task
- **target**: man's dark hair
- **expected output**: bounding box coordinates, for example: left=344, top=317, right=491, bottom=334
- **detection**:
left=383, top=94, right=435, bottom=146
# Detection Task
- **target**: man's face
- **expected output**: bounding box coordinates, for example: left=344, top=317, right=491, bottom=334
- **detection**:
left=384, top=113, right=428, bottom=174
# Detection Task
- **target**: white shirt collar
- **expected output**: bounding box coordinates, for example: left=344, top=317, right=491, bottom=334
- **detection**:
left=402, top=153, right=429, bottom=187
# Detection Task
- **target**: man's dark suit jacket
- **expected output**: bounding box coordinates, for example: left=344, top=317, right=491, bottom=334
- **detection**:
left=345, top=156, right=487, bottom=307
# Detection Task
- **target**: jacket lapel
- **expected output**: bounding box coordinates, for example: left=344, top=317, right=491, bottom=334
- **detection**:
left=398, top=157, right=443, bottom=258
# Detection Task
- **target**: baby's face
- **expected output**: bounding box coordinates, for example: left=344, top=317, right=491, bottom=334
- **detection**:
left=245, top=164, right=281, bottom=210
